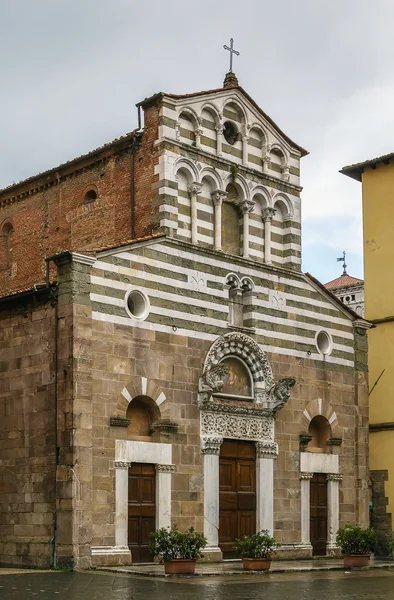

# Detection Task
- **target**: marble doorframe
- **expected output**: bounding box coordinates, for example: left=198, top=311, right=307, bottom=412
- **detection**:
left=92, top=439, right=174, bottom=566
left=300, top=452, right=342, bottom=555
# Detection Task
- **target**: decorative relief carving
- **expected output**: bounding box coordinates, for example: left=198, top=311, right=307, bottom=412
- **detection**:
left=269, top=290, right=286, bottom=311
left=300, top=472, right=314, bottom=480
left=326, top=473, right=343, bottom=482
left=189, top=271, right=207, bottom=291
left=114, top=461, right=130, bottom=469
left=201, top=411, right=274, bottom=442
left=256, top=441, right=279, bottom=458
left=155, top=464, right=176, bottom=473
left=201, top=436, right=223, bottom=455
left=262, top=207, right=277, bottom=223
left=188, top=182, right=203, bottom=196
left=238, top=200, right=255, bottom=215
left=269, top=377, right=296, bottom=413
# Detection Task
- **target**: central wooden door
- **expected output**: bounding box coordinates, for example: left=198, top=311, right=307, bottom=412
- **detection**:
left=310, top=473, right=327, bottom=556
left=128, top=463, right=156, bottom=563
left=219, top=439, right=256, bottom=558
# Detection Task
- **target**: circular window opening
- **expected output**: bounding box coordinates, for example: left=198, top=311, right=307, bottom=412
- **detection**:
left=124, top=288, right=150, bottom=320
left=84, top=189, right=97, bottom=203
left=316, top=330, right=332, bottom=355
left=223, top=121, right=238, bottom=145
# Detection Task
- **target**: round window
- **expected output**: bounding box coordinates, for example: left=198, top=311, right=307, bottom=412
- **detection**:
left=223, top=121, right=238, bottom=145
left=316, top=330, right=332, bottom=355
left=124, top=288, right=150, bottom=321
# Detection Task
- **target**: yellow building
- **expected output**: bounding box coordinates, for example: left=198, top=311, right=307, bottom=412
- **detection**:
left=342, top=154, right=394, bottom=543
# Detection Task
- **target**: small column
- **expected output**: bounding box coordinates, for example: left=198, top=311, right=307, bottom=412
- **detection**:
left=188, top=183, right=203, bottom=245
left=212, top=190, right=227, bottom=251
left=195, top=127, right=204, bottom=150
left=262, top=207, right=276, bottom=265
left=262, top=155, right=270, bottom=174
left=216, top=125, right=223, bottom=156
left=239, top=200, right=255, bottom=259
left=201, top=436, right=223, bottom=557
left=256, top=442, right=278, bottom=535
left=242, top=134, right=249, bottom=166
left=155, top=464, right=175, bottom=530
left=115, top=461, right=130, bottom=547
left=300, top=472, right=313, bottom=546
left=327, top=473, right=342, bottom=553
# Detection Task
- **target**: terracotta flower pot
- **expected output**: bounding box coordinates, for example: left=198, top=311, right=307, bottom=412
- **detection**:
left=164, top=559, right=197, bottom=574
left=343, top=554, right=370, bottom=568
left=242, top=558, right=271, bottom=571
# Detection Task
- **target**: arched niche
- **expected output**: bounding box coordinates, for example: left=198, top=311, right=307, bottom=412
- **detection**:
left=0, top=221, right=14, bottom=270
left=201, top=106, right=218, bottom=152
left=222, top=184, right=241, bottom=254
left=178, top=110, right=197, bottom=145
left=307, top=415, right=332, bottom=453
left=216, top=356, right=253, bottom=399
left=126, top=395, right=161, bottom=441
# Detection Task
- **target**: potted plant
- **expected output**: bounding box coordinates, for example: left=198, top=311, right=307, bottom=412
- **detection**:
left=149, top=525, right=207, bottom=574
left=233, top=529, right=280, bottom=571
left=336, top=523, right=377, bottom=567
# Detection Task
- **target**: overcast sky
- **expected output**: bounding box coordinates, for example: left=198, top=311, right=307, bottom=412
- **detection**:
left=1, top=0, right=393, bottom=283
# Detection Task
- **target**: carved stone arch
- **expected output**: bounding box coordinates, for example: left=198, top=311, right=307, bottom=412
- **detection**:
left=240, top=276, right=254, bottom=293
left=302, top=397, right=338, bottom=432
left=249, top=123, right=267, bottom=147
left=174, top=157, right=199, bottom=183
left=251, top=185, right=272, bottom=210
left=200, top=102, right=221, bottom=126
left=200, top=167, right=223, bottom=191
left=270, top=144, right=288, bottom=164
left=225, top=272, right=242, bottom=290
left=177, top=106, right=200, bottom=129
left=221, top=96, right=248, bottom=125
left=203, top=331, right=274, bottom=388
left=223, top=173, right=250, bottom=202
left=273, top=192, right=293, bottom=220
left=119, top=376, right=167, bottom=415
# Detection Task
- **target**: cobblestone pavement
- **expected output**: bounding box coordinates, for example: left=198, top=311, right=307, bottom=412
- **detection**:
left=2, top=568, right=394, bottom=599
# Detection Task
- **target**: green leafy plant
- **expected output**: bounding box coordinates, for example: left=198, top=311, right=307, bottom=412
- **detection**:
left=336, top=523, right=377, bottom=555
left=233, top=530, right=280, bottom=559
left=149, top=525, right=207, bottom=561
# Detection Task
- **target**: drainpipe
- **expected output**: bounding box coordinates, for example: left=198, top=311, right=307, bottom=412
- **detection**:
left=130, top=138, right=137, bottom=240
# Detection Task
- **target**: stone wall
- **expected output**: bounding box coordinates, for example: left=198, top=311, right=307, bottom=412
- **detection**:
left=0, top=290, right=56, bottom=567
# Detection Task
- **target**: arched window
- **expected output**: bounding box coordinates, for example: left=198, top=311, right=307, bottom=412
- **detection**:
left=0, top=222, right=13, bottom=270
left=126, top=396, right=160, bottom=440
left=84, top=188, right=97, bottom=203
left=217, top=356, right=253, bottom=399
left=308, top=415, right=332, bottom=453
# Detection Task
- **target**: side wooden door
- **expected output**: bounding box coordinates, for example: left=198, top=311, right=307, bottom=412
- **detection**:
left=219, top=440, right=256, bottom=557
left=310, top=473, right=327, bottom=556
left=128, top=463, right=156, bottom=563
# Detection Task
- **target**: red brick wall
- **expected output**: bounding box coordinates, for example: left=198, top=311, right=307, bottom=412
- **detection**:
left=0, top=102, right=161, bottom=298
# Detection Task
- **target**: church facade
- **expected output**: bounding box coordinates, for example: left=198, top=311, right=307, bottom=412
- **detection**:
left=0, top=73, right=370, bottom=568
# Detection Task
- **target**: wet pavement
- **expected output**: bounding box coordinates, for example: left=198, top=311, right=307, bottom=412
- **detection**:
left=2, top=568, right=394, bottom=599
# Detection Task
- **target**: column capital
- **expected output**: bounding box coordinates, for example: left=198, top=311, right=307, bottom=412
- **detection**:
left=262, top=207, right=276, bottom=222
left=188, top=182, right=203, bottom=196
left=201, top=436, right=223, bottom=455
left=155, top=464, right=176, bottom=473
left=114, top=461, right=130, bottom=469
left=239, top=199, right=255, bottom=215
left=300, top=472, right=314, bottom=480
left=327, top=473, right=343, bottom=482
left=212, top=190, right=228, bottom=206
left=215, top=125, right=224, bottom=134
left=256, top=441, right=278, bottom=459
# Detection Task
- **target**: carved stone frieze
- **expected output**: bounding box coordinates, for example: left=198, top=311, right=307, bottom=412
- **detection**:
left=201, top=411, right=274, bottom=442
left=114, top=461, right=130, bottom=469
left=300, top=472, right=314, bottom=480
left=256, top=441, right=279, bottom=458
left=269, top=377, right=296, bottom=413
left=155, top=464, right=176, bottom=473
left=326, top=473, right=343, bottom=482
left=201, top=436, right=223, bottom=455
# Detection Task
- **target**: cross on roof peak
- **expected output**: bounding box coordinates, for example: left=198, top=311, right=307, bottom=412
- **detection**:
left=223, top=38, right=240, bottom=74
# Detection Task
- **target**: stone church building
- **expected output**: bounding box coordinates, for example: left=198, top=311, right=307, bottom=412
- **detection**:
left=0, top=72, right=370, bottom=568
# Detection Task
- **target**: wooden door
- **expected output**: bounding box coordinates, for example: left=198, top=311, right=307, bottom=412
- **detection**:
left=128, top=463, right=156, bottom=563
left=219, top=440, right=256, bottom=557
left=310, top=473, right=327, bottom=556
